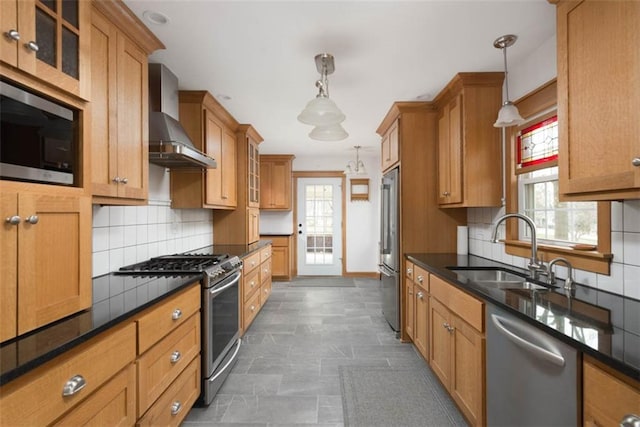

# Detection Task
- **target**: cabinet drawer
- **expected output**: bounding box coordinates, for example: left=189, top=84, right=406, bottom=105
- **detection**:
left=261, top=277, right=272, bottom=305
left=53, top=364, right=136, bottom=427
left=137, top=284, right=200, bottom=354
left=0, top=322, right=136, bottom=426
left=137, top=313, right=200, bottom=415
left=243, top=290, right=261, bottom=330
left=268, top=236, right=289, bottom=247
left=260, top=245, right=272, bottom=262
left=243, top=267, right=260, bottom=302
left=260, top=258, right=272, bottom=284
left=243, top=251, right=261, bottom=273
left=137, top=356, right=201, bottom=427
left=405, top=260, right=414, bottom=280
left=430, top=274, right=483, bottom=332
left=413, top=266, right=429, bottom=290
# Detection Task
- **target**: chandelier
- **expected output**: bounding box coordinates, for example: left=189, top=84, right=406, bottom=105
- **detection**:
left=344, top=145, right=367, bottom=175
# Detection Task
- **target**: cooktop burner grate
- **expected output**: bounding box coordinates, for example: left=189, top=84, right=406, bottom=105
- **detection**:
left=117, top=253, right=229, bottom=276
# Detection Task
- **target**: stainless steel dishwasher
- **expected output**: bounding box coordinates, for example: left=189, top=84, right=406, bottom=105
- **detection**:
left=486, top=303, right=579, bottom=426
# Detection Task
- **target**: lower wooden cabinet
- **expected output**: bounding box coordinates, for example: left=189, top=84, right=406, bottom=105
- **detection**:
left=0, top=322, right=136, bottom=426
left=583, top=356, right=640, bottom=427
left=413, top=278, right=429, bottom=360
left=240, top=244, right=273, bottom=334
left=263, top=235, right=293, bottom=281
left=53, top=364, right=136, bottom=427
left=428, top=274, right=485, bottom=427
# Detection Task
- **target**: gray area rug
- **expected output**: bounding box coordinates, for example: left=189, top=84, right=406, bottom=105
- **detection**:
left=339, top=366, right=468, bottom=427
left=291, top=276, right=356, bottom=287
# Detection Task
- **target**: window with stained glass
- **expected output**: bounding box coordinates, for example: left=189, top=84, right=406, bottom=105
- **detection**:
left=517, top=115, right=558, bottom=171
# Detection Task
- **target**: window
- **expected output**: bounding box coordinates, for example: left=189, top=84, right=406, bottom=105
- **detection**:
left=504, top=79, right=612, bottom=274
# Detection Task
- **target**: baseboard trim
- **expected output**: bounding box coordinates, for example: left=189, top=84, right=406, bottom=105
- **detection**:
left=343, top=272, right=380, bottom=279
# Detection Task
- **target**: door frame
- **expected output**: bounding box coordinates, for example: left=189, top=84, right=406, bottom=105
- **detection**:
left=292, top=171, right=346, bottom=277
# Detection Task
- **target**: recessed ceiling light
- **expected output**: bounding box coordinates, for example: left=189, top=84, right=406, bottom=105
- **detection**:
left=416, top=93, right=431, bottom=100
left=216, top=94, right=232, bottom=101
left=143, top=10, right=169, bottom=25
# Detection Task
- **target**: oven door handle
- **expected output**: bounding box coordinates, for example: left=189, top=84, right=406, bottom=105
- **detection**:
left=209, top=271, right=242, bottom=296
left=209, top=338, right=242, bottom=383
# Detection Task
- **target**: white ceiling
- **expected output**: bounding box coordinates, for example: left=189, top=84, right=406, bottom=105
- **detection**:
left=124, top=0, right=556, bottom=159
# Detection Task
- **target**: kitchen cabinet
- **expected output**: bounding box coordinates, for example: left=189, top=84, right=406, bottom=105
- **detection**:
left=240, top=244, right=272, bottom=335
left=0, top=0, right=90, bottom=99
left=0, top=190, right=91, bottom=339
left=434, top=73, right=504, bottom=207
left=553, top=0, right=640, bottom=200
left=404, top=261, right=415, bottom=340
left=380, top=120, right=399, bottom=173
left=583, top=356, right=640, bottom=427
left=262, top=235, right=294, bottom=281
left=428, top=274, right=485, bottom=427
left=135, top=284, right=201, bottom=424
left=260, top=155, right=295, bottom=210
left=172, top=90, right=238, bottom=209
left=90, top=2, right=163, bottom=204
left=413, top=266, right=429, bottom=360
left=0, top=322, right=136, bottom=425
left=376, top=102, right=466, bottom=343
left=213, top=125, right=264, bottom=244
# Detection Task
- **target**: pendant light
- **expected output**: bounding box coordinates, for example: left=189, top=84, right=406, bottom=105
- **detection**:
left=344, top=145, right=367, bottom=175
left=493, top=34, right=525, bottom=128
left=298, top=53, right=348, bottom=140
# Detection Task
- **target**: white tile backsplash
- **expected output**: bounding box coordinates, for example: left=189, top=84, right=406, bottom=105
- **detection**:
left=468, top=201, right=640, bottom=299
left=92, top=203, right=213, bottom=277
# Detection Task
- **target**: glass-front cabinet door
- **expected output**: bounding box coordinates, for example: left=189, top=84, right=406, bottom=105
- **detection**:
left=248, top=138, right=260, bottom=207
left=1, top=0, right=89, bottom=99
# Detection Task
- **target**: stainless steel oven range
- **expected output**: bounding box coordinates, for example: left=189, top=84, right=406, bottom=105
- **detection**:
left=118, top=253, right=242, bottom=405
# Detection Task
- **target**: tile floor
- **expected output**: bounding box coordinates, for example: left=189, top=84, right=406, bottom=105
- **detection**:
left=183, top=278, right=452, bottom=426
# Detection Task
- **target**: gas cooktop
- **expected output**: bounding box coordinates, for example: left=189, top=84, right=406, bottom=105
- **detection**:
left=116, top=253, right=230, bottom=276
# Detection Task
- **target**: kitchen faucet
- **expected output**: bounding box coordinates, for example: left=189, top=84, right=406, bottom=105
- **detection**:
left=491, top=213, right=547, bottom=281
left=547, top=257, right=574, bottom=290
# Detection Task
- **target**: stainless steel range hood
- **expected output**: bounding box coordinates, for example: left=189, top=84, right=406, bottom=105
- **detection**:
left=148, top=63, right=216, bottom=169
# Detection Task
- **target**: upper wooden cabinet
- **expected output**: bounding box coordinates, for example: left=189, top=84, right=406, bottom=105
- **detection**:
left=380, top=120, right=399, bottom=173
left=553, top=0, right=640, bottom=200
left=434, top=72, right=504, bottom=208
left=90, top=3, right=163, bottom=204
left=213, top=125, right=264, bottom=244
left=0, top=190, right=91, bottom=340
left=172, top=91, right=239, bottom=209
left=0, top=0, right=90, bottom=99
left=260, top=155, right=295, bottom=211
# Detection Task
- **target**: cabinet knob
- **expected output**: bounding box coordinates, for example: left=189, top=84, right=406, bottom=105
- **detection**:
left=25, top=41, right=38, bottom=52
left=406, top=268, right=413, bottom=274
left=121, top=177, right=128, bottom=184
left=171, top=401, right=182, bottom=416
left=5, top=29, right=20, bottom=41
left=5, top=215, right=21, bottom=225
left=26, top=215, right=39, bottom=225
left=442, top=191, right=450, bottom=197
left=112, top=176, right=121, bottom=184
left=170, top=350, right=181, bottom=364
left=417, top=291, right=424, bottom=299
left=620, top=414, right=640, bottom=427
left=172, top=308, right=182, bottom=320
left=62, top=374, right=86, bottom=396
left=632, top=158, right=640, bottom=167
left=417, top=275, right=423, bottom=283
left=250, top=305, right=255, bottom=311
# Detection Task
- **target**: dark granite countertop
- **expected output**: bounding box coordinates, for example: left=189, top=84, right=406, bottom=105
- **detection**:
left=0, top=240, right=271, bottom=386
left=406, top=253, right=640, bottom=381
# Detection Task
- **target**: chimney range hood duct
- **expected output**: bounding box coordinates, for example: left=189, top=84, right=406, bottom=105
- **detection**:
left=148, top=63, right=216, bottom=169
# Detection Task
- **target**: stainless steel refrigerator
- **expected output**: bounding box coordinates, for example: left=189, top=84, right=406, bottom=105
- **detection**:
left=380, top=167, right=400, bottom=333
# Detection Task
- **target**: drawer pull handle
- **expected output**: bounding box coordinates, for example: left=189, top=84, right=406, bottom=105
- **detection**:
left=172, top=309, right=182, bottom=320
left=62, top=375, right=86, bottom=396
left=171, top=401, right=182, bottom=416
left=170, top=350, right=181, bottom=364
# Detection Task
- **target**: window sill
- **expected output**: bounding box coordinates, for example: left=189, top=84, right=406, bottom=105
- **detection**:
left=503, top=239, right=612, bottom=275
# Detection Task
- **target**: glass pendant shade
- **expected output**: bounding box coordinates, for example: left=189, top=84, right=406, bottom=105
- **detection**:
left=308, top=123, right=348, bottom=141
left=297, top=96, right=345, bottom=126
left=494, top=101, right=525, bottom=128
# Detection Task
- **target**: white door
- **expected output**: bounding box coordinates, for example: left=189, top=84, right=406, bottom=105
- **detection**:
left=296, top=177, right=342, bottom=276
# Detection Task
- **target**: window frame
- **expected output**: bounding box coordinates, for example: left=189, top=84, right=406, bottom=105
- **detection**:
left=504, top=79, right=612, bottom=275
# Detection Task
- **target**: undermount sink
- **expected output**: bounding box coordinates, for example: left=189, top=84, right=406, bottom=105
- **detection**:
left=448, top=267, right=553, bottom=291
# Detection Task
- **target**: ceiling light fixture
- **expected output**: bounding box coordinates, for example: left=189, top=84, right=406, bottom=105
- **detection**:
left=493, top=34, right=525, bottom=128
left=344, top=145, right=367, bottom=175
left=298, top=53, right=348, bottom=141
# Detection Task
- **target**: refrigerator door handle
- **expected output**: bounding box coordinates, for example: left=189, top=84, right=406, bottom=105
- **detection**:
left=381, top=183, right=391, bottom=255
left=378, top=265, right=392, bottom=277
